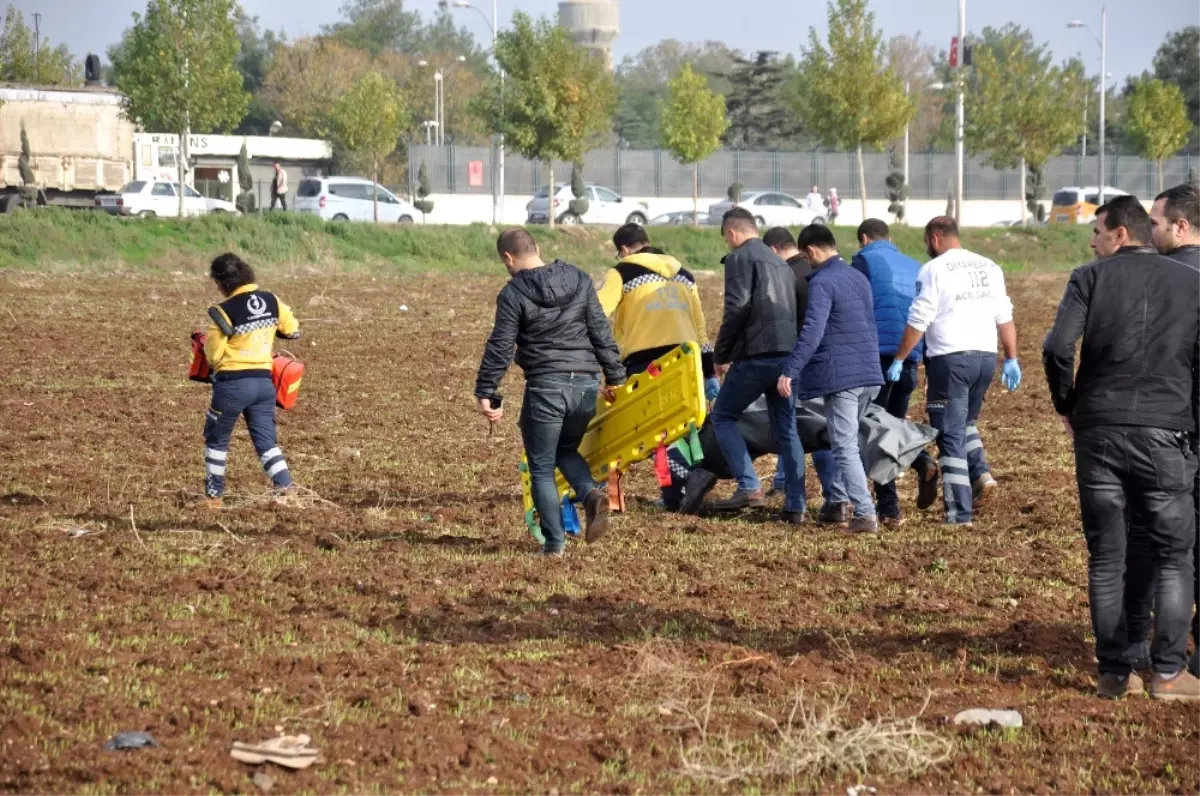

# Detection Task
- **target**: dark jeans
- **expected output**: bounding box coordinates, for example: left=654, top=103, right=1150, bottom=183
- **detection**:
left=271, top=192, right=287, bottom=211
left=925, top=352, right=996, bottom=524
left=1075, top=425, right=1197, bottom=675
left=712, top=355, right=806, bottom=513
left=873, top=356, right=934, bottom=517
left=203, top=374, right=292, bottom=497
left=520, top=372, right=601, bottom=553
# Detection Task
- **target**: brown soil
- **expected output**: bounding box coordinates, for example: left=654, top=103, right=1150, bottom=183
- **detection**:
left=0, top=269, right=1194, bottom=795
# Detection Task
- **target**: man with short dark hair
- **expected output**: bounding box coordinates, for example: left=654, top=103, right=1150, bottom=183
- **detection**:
left=475, top=228, right=626, bottom=557
left=890, top=216, right=1020, bottom=526
left=851, top=219, right=939, bottom=525
left=706, top=207, right=807, bottom=522
left=1044, top=195, right=1199, bottom=700
left=777, top=224, right=883, bottom=533
left=1149, top=182, right=1200, bottom=680
left=762, top=226, right=837, bottom=513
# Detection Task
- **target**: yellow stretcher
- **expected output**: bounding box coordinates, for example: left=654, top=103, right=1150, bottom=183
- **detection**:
left=520, top=342, right=707, bottom=544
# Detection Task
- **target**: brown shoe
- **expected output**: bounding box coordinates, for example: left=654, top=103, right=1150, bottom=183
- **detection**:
left=1149, top=670, right=1200, bottom=701
left=817, top=501, right=850, bottom=525
left=846, top=516, right=879, bottom=534
left=583, top=488, right=610, bottom=543
left=775, top=510, right=807, bottom=526
left=1097, top=672, right=1144, bottom=699
left=705, top=488, right=765, bottom=513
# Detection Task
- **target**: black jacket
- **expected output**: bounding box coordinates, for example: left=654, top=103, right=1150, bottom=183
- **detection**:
left=474, top=260, right=625, bottom=398
left=787, top=253, right=814, bottom=330
left=1042, top=245, right=1199, bottom=432
left=713, top=238, right=798, bottom=364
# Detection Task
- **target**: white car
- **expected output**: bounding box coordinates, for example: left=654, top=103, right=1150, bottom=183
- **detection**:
left=294, top=177, right=417, bottom=224
left=95, top=180, right=237, bottom=218
left=526, top=183, right=649, bottom=226
left=650, top=210, right=710, bottom=226
left=706, top=191, right=826, bottom=229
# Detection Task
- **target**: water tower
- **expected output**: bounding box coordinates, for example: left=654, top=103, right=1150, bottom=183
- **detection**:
left=558, top=0, right=619, bottom=70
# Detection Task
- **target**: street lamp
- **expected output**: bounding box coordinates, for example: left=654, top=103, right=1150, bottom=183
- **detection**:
left=443, top=0, right=504, bottom=225
left=1069, top=8, right=1107, bottom=204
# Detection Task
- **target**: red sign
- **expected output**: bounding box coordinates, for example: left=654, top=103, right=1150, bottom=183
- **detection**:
left=468, top=160, right=484, bottom=188
left=949, top=36, right=959, bottom=67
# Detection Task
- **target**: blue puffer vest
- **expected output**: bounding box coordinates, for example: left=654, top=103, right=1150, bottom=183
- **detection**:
left=853, top=240, right=923, bottom=361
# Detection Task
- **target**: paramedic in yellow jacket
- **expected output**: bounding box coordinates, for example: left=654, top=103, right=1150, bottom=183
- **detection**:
left=597, top=224, right=718, bottom=398
left=197, top=253, right=301, bottom=509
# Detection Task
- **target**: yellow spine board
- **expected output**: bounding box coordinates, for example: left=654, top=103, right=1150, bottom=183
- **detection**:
left=520, top=342, right=706, bottom=536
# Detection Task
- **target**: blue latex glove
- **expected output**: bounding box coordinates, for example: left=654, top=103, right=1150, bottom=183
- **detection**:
left=1002, top=358, right=1022, bottom=391
left=704, top=377, right=721, bottom=401
left=885, top=359, right=904, bottom=383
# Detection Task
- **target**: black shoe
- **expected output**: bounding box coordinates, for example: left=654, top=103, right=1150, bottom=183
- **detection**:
left=678, top=468, right=718, bottom=516
left=846, top=515, right=880, bottom=534
left=817, top=501, right=850, bottom=525
left=583, top=488, right=610, bottom=543
left=776, top=510, right=807, bottom=526
left=704, top=488, right=765, bottom=513
left=916, top=461, right=939, bottom=510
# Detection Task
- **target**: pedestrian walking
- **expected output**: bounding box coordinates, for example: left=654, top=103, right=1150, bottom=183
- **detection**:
left=270, top=163, right=288, bottom=211
left=706, top=207, right=807, bottom=523
left=195, top=253, right=301, bottom=509
left=850, top=219, right=939, bottom=526
left=776, top=224, right=883, bottom=534
left=889, top=216, right=1020, bottom=526
left=762, top=226, right=838, bottom=517
left=474, top=229, right=626, bottom=557
left=1043, top=194, right=1199, bottom=701
left=805, top=185, right=824, bottom=215
left=825, top=187, right=840, bottom=224
left=1149, top=182, right=1200, bottom=680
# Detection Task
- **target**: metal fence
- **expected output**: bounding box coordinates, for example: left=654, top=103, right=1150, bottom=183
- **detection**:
left=409, top=144, right=1195, bottom=201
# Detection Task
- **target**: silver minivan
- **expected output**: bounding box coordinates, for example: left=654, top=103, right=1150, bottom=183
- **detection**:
left=294, top=176, right=418, bottom=224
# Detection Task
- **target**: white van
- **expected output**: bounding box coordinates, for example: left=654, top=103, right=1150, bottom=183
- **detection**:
left=294, top=176, right=418, bottom=224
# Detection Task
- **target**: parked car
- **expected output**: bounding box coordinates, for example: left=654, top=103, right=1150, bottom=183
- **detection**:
left=526, top=183, right=649, bottom=226
left=650, top=210, right=710, bottom=226
left=1048, top=185, right=1127, bottom=225
left=294, top=177, right=418, bottom=223
left=95, top=180, right=237, bottom=218
left=706, top=191, right=826, bottom=229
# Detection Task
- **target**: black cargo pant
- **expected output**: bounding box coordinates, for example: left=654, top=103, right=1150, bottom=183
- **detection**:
left=1075, top=425, right=1196, bottom=676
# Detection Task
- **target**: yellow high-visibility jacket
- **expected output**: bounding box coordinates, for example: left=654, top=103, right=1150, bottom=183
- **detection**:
left=204, top=283, right=300, bottom=375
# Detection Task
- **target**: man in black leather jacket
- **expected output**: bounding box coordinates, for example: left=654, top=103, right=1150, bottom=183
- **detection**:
left=1150, top=182, right=1200, bottom=679
left=707, top=207, right=808, bottom=523
left=474, top=228, right=626, bottom=557
left=1043, top=195, right=1199, bottom=701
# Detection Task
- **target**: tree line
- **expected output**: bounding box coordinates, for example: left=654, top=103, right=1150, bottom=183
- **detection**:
left=1, top=0, right=1194, bottom=219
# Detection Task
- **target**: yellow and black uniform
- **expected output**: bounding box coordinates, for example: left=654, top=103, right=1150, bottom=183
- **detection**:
left=596, top=247, right=714, bottom=377
left=204, top=283, right=301, bottom=376
left=201, top=283, right=301, bottom=499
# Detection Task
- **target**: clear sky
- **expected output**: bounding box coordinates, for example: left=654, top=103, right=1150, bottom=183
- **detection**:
left=14, top=0, right=1196, bottom=85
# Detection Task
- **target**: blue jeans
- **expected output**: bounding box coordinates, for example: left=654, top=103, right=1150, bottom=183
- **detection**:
left=872, top=356, right=935, bottom=517
left=520, top=373, right=600, bottom=553
left=773, top=450, right=836, bottom=502
left=203, top=374, right=292, bottom=498
left=712, top=356, right=806, bottom=513
left=925, top=352, right=996, bottom=524
left=824, top=387, right=879, bottom=518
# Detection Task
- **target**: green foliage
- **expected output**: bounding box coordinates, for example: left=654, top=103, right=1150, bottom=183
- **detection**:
left=964, top=25, right=1085, bottom=173
left=1151, top=26, right=1199, bottom=128
left=568, top=162, right=589, bottom=217
left=727, top=182, right=744, bottom=203
left=235, top=140, right=256, bottom=214
left=479, top=12, right=617, bottom=170
left=17, top=120, right=33, bottom=185
left=111, top=0, right=249, bottom=135
left=884, top=171, right=907, bottom=221
left=1124, top=77, right=1193, bottom=190
left=232, top=11, right=283, bottom=135
left=661, top=63, right=729, bottom=166
left=724, top=51, right=805, bottom=149
left=794, top=0, right=914, bottom=214
left=331, top=71, right=408, bottom=221
left=0, top=5, right=79, bottom=84
left=415, top=160, right=433, bottom=216
left=1025, top=164, right=1046, bottom=223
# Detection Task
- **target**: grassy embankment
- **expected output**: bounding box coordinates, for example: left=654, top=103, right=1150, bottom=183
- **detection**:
left=0, top=208, right=1094, bottom=273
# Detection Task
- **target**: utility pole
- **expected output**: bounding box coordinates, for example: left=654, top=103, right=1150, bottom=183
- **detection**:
left=954, top=0, right=965, bottom=228
left=903, top=82, right=910, bottom=224
left=1098, top=6, right=1107, bottom=205
left=32, top=12, right=41, bottom=83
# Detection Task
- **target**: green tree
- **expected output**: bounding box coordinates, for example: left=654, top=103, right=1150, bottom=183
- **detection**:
left=322, top=0, right=420, bottom=58
left=568, top=161, right=589, bottom=218
left=794, top=0, right=915, bottom=219
left=0, top=4, right=78, bottom=84
left=235, top=139, right=256, bottom=213
left=111, top=0, right=248, bottom=216
left=1152, top=26, right=1199, bottom=128
left=660, top=63, right=729, bottom=225
left=330, top=71, right=407, bottom=222
left=724, top=51, right=805, bottom=150
left=414, top=159, right=433, bottom=220
left=475, top=11, right=616, bottom=228
left=233, top=11, right=283, bottom=135
left=1125, top=77, right=1193, bottom=193
left=964, top=25, right=1086, bottom=222
left=262, top=38, right=370, bottom=139
left=17, top=120, right=35, bottom=201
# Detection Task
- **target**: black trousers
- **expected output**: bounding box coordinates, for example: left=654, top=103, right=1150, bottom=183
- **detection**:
left=1075, top=425, right=1196, bottom=675
left=271, top=192, right=287, bottom=211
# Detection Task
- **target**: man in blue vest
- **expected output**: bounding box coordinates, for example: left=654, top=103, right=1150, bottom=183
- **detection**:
left=851, top=219, right=939, bottom=526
